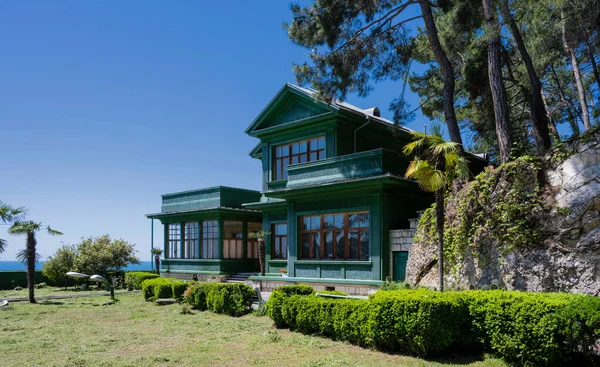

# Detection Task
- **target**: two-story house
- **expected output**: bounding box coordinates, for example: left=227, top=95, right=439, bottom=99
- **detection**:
left=146, top=83, right=485, bottom=294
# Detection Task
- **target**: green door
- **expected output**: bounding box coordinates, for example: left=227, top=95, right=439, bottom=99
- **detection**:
left=392, top=252, right=409, bottom=282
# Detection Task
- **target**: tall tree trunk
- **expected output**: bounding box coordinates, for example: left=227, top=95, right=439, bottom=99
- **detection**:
left=500, top=0, right=551, bottom=154
left=483, top=0, right=513, bottom=163
left=562, top=10, right=592, bottom=131
left=26, top=232, right=36, bottom=304
left=258, top=239, right=266, bottom=276
left=551, top=65, right=581, bottom=135
left=586, top=40, right=600, bottom=95
left=418, top=0, right=463, bottom=149
left=541, top=90, right=560, bottom=141
left=435, top=189, right=444, bottom=292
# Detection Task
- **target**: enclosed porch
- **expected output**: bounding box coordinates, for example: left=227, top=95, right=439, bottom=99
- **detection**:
left=146, top=186, right=263, bottom=279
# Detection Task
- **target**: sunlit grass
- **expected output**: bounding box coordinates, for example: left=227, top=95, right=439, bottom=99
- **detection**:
left=0, top=294, right=507, bottom=367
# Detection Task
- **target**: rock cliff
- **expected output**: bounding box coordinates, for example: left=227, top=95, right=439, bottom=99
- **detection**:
left=406, top=128, right=600, bottom=295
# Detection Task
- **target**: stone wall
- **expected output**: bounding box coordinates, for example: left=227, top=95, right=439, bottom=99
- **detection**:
left=406, top=129, right=600, bottom=295
left=388, top=213, right=422, bottom=279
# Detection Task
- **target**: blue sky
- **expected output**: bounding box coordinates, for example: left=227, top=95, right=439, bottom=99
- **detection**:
left=0, top=1, right=429, bottom=261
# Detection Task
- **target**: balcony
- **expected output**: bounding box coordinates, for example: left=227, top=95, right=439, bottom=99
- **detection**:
left=285, top=148, right=407, bottom=189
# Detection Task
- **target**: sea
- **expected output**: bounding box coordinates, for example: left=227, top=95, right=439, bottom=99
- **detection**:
left=0, top=261, right=153, bottom=271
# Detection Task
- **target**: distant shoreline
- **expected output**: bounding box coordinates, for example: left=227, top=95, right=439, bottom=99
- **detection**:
left=0, top=260, right=153, bottom=272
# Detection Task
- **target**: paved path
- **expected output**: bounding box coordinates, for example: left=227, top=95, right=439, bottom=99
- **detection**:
left=2, top=290, right=141, bottom=302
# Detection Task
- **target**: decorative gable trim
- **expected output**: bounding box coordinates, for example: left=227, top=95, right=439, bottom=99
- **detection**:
left=245, top=83, right=338, bottom=136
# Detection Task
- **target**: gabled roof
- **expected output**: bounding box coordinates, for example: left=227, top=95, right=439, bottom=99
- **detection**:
left=245, top=83, right=415, bottom=138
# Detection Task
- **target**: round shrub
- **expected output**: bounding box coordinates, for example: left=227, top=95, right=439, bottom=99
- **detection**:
left=125, top=272, right=159, bottom=290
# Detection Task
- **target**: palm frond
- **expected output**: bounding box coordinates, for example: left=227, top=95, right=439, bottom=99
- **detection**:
left=0, top=202, right=28, bottom=224
left=150, top=248, right=163, bottom=255
left=402, top=138, right=425, bottom=156
left=8, top=221, right=40, bottom=235
left=455, top=156, right=471, bottom=180
left=432, top=141, right=459, bottom=156
left=16, top=249, right=42, bottom=264
left=445, top=152, right=459, bottom=167
left=417, top=170, right=446, bottom=192
left=248, top=230, right=271, bottom=240
left=405, top=158, right=438, bottom=181
left=46, top=226, right=63, bottom=236
left=0, top=238, right=6, bottom=254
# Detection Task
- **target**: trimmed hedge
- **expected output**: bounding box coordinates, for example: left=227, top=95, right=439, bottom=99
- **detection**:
left=141, top=277, right=188, bottom=301
left=125, top=272, right=160, bottom=290
left=266, top=286, right=600, bottom=364
left=184, top=282, right=255, bottom=317
left=267, top=285, right=315, bottom=327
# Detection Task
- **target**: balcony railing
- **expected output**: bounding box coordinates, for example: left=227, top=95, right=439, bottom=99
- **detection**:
left=285, top=148, right=407, bottom=189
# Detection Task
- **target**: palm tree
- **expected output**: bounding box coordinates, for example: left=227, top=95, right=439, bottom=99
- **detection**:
left=150, top=248, right=163, bottom=275
left=403, top=124, right=469, bottom=291
left=0, top=202, right=28, bottom=254
left=8, top=221, right=62, bottom=303
left=248, top=230, right=271, bottom=276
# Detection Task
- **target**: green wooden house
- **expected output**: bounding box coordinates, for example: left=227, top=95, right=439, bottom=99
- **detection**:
left=147, top=84, right=485, bottom=294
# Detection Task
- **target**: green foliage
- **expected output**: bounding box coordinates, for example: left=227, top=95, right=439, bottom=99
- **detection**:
left=171, top=281, right=188, bottom=300
left=42, top=244, right=77, bottom=286
left=125, top=272, right=160, bottom=290
left=416, top=156, right=549, bottom=276
left=183, top=282, right=255, bottom=317
left=141, top=278, right=187, bottom=301
left=266, top=285, right=315, bottom=327
left=266, top=286, right=600, bottom=363
left=73, top=235, right=140, bottom=277
left=0, top=201, right=27, bottom=255
left=380, top=280, right=411, bottom=291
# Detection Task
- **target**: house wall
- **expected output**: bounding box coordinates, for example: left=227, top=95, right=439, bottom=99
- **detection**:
left=260, top=192, right=385, bottom=281
left=158, top=210, right=262, bottom=275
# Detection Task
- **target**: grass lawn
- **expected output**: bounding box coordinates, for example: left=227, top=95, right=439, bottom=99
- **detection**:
left=0, top=294, right=507, bottom=367
left=0, top=286, right=110, bottom=299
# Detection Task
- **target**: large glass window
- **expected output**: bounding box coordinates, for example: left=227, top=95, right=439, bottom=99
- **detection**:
left=202, top=220, right=219, bottom=259
left=223, top=220, right=243, bottom=259
left=167, top=223, right=180, bottom=259
left=247, top=222, right=262, bottom=259
left=299, top=212, right=369, bottom=260
left=273, top=136, right=325, bottom=180
left=271, top=223, right=288, bottom=259
left=183, top=222, right=199, bottom=259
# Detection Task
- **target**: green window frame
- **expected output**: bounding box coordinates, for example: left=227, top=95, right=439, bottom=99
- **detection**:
left=273, top=136, right=325, bottom=181
left=201, top=220, right=219, bottom=259
left=166, top=223, right=180, bottom=259
left=299, top=211, right=369, bottom=260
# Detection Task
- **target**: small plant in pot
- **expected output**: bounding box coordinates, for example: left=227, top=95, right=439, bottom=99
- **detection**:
left=280, top=268, right=288, bottom=278
left=248, top=230, right=270, bottom=276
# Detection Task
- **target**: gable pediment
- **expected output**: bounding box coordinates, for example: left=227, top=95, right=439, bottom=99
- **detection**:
left=245, top=84, right=337, bottom=136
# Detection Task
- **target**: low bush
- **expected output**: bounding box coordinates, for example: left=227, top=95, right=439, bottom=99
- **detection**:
left=266, top=286, right=600, bottom=364
left=171, top=281, right=188, bottom=299
left=184, top=282, right=255, bottom=317
left=125, top=272, right=159, bottom=290
left=141, top=277, right=187, bottom=301
left=266, top=285, right=315, bottom=327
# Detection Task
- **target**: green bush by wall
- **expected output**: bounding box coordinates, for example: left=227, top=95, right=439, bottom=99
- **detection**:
left=141, top=278, right=187, bottom=301
left=266, top=285, right=315, bottom=327
left=266, top=286, right=600, bottom=364
left=184, top=282, right=255, bottom=317
left=125, top=272, right=159, bottom=290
